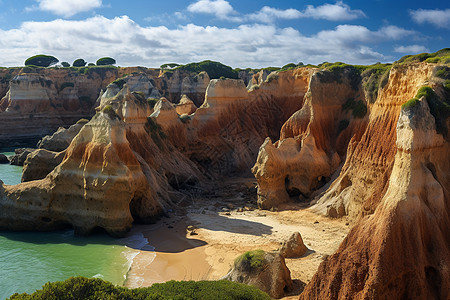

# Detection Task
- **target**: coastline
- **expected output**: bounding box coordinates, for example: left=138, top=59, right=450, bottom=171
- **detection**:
left=123, top=193, right=350, bottom=298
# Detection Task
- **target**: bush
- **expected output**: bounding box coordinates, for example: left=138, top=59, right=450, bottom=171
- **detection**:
left=8, top=276, right=270, bottom=300
left=24, top=55, right=59, bottom=67
left=88, top=63, right=95, bottom=66
left=73, top=59, right=87, bottom=67
left=112, top=78, right=126, bottom=89
left=175, top=60, right=239, bottom=79
left=234, top=250, right=266, bottom=271
left=61, top=62, right=70, bottom=67
left=147, top=98, right=159, bottom=109
left=342, top=98, right=367, bottom=118
left=96, top=57, right=116, bottom=66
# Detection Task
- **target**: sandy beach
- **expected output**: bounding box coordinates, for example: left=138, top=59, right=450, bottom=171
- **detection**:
left=125, top=178, right=350, bottom=298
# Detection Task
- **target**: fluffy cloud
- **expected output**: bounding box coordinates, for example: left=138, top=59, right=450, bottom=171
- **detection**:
left=394, top=45, right=429, bottom=53
left=0, top=15, right=418, bottom=68
left=29, top=0, right=102, bottom=17
left=301, top=1, right=366, bottom=21
left=187, top=0, right=366, bottom=23
left=187, top=0, right=240, bottom=21
left=410, top=8, right=450, bottom=29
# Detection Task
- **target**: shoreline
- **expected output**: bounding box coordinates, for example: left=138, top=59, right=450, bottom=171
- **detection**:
left=123, top=190, right=350, bottom=298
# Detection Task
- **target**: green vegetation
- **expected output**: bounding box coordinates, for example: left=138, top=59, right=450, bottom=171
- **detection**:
left=360, top=64, right=392, bottom=103
left=395, top=48, right=450, bottom=65
left=88, top=63, right=95, bottom=66
left=58, top=82, right=74, bottom=92
left=8, top=276, right=270, bottom=300
left=234, top=250, right=266, bottom=272
left=102, top=105, right=119, bottom=120
left=112, top=78, right=126, bottom=89
left=174, top=60, right=239, bottom=79
left=61, top=62, right=70, bottom=67
left=434, top=66, right=450, bottom=80
left=24, top=55, right=59, bottom=67
left=402, top=86, right=450, bottom=136
left=342, top=98, right=367, bottom=118
left=160, top=63, right=180, bottom=69
left=96, top=57, right=116, bottom=66
left=73, top=59, right=87, bottom=67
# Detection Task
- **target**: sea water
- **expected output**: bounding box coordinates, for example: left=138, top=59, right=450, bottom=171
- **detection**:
left=0, top=151, right=152, bottom=298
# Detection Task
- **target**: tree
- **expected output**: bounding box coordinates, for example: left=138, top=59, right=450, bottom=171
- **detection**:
left=88, top=63, right=95, bottom=66
left=24, top=54, right=59, bottom=67
left=61, top=62, right=70, bottom=67
left=96, top=57, right=116, bottom=66
left=73, top=58, right=87, bottom=67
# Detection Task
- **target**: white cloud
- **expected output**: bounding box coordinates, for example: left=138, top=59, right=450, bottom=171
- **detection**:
left=394, top=45, right=429, bottom=53
left=0, top=16, right=419, bottom=68
left=410, top=8, right=450, bottom=29
left=302, top=1, right=366, bottom=21
left=29, top=0, right=102, bottom=17
left=248, top=6, right=302, bottom=23
left=187, top=0, right=240, bottom=21
left=187, top=1, right=366, bottom=23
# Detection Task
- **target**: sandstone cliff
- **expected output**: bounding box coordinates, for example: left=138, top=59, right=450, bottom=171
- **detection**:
left=0, top=84, right=201, bottom=236
left=300, top=90, right=449, bottom=300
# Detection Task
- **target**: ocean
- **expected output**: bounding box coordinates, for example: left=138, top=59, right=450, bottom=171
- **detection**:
left=0, top=150, right=151, bottom=298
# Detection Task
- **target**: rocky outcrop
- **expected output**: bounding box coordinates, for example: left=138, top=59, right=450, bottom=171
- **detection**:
left=159, top=70, right=210, bottom=106
left=224, top=250, right=293, bottom=299
left=176, top=94, right=197, bottom=115
left=0, top=84, right=201, bottom=236
left=21, top=149, right=65, bottom=182
left=253, top=67, right=365, bottom=209
left=37, top=119, right=89, bottom=152
left=9, top=148, right=34, bottom=166
left=300, top=95, right=449, bottom=300
left=279, top=232, right=308, bottom=258
left=0, top=154, right=9, bottom=164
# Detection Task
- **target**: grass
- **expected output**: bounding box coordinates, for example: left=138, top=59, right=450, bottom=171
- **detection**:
left=8, top=276, right=270, bottom=300
left=234, top=250, right=266, bottom=271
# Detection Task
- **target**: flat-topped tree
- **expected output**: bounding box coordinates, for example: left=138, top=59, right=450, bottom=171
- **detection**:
left=24, top=54, right=59, bottom=67
left=96, top=57, right=116, bottom=66
left=61, top=62, right=70, bottom=67
left=73, top=58, right=87, bottom=67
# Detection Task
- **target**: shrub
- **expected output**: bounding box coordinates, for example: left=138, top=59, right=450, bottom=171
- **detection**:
left=61, top=62, right=70, bottom=67
left=434, top=66, right=450, bottom=80
left=73, top=59, right=87, bottom=67
left=175, top=60, right=239, bottom=79
left=234, top=250, right=266, bottom=271
left=88, top=63, right=95, bottom=66
left=24, top=55, right=59, bottom=67
left=342, top=98, right=367, bottom=118
left=112, top=78, right=126, bottom=89
left=8, top=276, right=270, bottom=300
left=96, top=57, right=116, bottom=66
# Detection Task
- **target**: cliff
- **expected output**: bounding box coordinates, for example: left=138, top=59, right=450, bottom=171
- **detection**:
left=0, top=84, right=201, bottom=236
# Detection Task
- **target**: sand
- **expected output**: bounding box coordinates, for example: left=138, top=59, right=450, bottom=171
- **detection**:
left=125, top=178, right=350, bottom=298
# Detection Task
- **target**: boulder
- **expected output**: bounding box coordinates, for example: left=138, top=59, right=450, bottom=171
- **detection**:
left=9, top=148, right=34, bottom=166
left=224, top=250, right=293, bottom=298
left=279, top=232, right=308, bottom=258
left=21, top=149, right=65, bottom=182
left=0, top=154, right=8, bottom=164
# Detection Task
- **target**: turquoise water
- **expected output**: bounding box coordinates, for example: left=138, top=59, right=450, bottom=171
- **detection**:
left=0, top=152, right=23, bottom=185
left=0, top=150, right=150, bottom=298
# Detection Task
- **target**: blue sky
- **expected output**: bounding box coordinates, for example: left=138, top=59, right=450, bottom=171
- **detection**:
left=0, top=0, right=448, bottom=68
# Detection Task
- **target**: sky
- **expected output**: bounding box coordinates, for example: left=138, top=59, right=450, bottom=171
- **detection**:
left=0, top=0, right=448, bottom=68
